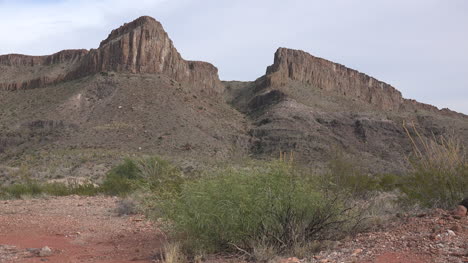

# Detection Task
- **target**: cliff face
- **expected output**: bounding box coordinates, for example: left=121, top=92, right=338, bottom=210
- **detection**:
left=264, top=48, right=404, bottom=111
left=0, top=16, right=223, bottom=95
left=0, top=50, right=88, bottom=67
left=70, top=16, right=223, bottom=94
left=0, top=50, right=88, bottom=90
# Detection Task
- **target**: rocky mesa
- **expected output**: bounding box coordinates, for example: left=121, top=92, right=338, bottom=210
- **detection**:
left=0, top=16, right=223, bottom=95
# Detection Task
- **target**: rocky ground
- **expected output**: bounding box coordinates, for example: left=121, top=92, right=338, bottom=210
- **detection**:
left=0, top=196, right=466, bottom=263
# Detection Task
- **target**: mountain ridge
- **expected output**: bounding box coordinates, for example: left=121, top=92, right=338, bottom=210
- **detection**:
left=0, top=16, right=466, bottom=180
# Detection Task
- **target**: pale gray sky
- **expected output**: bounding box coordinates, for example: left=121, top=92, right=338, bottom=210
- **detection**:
left=1, top=0, right=467, bottom=114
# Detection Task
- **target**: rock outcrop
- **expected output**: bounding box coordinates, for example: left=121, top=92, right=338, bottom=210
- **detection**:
left=263, top=48, right=404, bottom=111
left=71, top=16, right=223, bottom=94
left=0, top=50, right=87, bottom=67
left=0, top=16, right=223, bottom=95
left=261, top=48, right=466, bottom=118
left=0, top=50, right=88, bottom=90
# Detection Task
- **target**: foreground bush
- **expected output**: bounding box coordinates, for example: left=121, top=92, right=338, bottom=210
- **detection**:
left=401, top=125, right=468, bottom=208
left=157, top=163, right=363, bottom=256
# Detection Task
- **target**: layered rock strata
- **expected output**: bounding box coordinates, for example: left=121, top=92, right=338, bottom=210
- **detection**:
left=0, top=16, right=223, bottom=94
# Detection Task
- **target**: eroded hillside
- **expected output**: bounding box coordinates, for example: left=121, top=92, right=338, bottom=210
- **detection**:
left=0, top=16, right=467, bottom=182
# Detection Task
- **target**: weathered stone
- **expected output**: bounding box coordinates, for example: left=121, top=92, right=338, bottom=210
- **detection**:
left=452, top=205, right=467, bottom=217
left=38, top=246, right=52, bottom=257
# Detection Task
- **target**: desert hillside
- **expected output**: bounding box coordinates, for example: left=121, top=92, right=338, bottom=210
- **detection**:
left=0, top=15, right=467, bottom=180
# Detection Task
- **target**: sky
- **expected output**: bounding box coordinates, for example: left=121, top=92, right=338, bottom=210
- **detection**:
left=1, top=0, right=467, bottom=114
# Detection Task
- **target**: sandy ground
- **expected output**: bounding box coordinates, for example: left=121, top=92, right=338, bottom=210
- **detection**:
left=0, top=196, right=467, bottom=263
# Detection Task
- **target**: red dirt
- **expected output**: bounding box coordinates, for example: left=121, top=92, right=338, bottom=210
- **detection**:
left=0, top=196, right=163, bottom=262
left=1, top=197, right=467, bottom=263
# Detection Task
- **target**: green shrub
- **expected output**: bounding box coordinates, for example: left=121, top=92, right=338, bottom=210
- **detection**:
left=101, top=157, right=183, bottom=196
left=325, top=154, right=380, bottom=196
left=100, top=159, right=139, bottom=196
left=157, top=163, right=363, bottom=256
left=401, top=124, right=468, bottom=209
left=0, top=180, right=43, bottom=198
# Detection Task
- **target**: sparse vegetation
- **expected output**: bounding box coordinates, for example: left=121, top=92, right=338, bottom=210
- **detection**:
left=400, top=123, right=468, bottom=209
left=324, top=153, right=400, bottom=197
left=0, top=180, right=99, bottom=199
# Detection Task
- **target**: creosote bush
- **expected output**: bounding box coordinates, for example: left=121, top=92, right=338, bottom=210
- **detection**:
left=155, top=163, right=364, bottom=257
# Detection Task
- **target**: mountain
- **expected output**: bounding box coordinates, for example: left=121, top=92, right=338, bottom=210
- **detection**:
left=0, top=16, right=466, bottom=183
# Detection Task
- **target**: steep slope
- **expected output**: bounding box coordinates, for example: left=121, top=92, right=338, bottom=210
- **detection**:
left=225, top=48, right=467, bottom=173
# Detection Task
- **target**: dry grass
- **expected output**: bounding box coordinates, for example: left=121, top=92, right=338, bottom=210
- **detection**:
left=162, top=242, right=186, bottom=263
left=402, top=121, right=467, bottom=208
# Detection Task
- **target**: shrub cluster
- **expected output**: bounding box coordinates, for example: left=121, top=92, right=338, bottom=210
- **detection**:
left=400, top=125, right=468, bottom=209
left=155, top=163, right=364, bottom=257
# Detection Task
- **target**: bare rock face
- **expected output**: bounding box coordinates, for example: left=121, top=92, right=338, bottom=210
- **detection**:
left=0, top=50, right=88, bottom=90
left=70, top=16, right=223, bottom=94
left=0, top=16, right=223, bottom=95
left=264, top=48, right=404, bottom=111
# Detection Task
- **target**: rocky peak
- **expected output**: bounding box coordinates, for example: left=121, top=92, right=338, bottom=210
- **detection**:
left=264, top=48, right=404, bottom=111
left=99, top=16, right=161, bottom=48
left=72, top=16, right=223, bottom=94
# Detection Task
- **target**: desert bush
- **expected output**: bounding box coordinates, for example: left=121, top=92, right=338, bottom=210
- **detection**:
left=0, top=181, right=99, bottom=199
left=116, top=198, right=139, bottom=216
left=100, top=158, right=139, bottom=196
left=401, top=123, right=468, bottom=209
left=324, top=153, right=402, bottom=198
left=101, top=157, right=183, bottom=196
left=156, top=163, right=364, bottom=256
left=0, top=180, right=42, bottom=199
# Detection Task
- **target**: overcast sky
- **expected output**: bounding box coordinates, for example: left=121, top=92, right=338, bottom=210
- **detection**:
left=1, top=0, right=467, bottom=114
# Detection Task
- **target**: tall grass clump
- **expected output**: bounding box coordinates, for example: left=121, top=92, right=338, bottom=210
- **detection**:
left=401, top=122, right=468, bottom=209
left=156, top=162, right=363, bottom=257
left=101, top=157, right=183, bottom=196
left=324, top=153, right=400, bottom=198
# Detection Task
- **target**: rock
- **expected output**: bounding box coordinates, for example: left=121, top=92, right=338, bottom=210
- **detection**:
left=39, top=246, right=52, bottom=257
left=450, top=224, right=462, bottom=232
left=352, top=248, right=363, bottom=256
left=280, top=257, right=300, bottom=263
left=459, top=198, right=468, bottom=209
left=452, top=205, right=467, bottom=217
